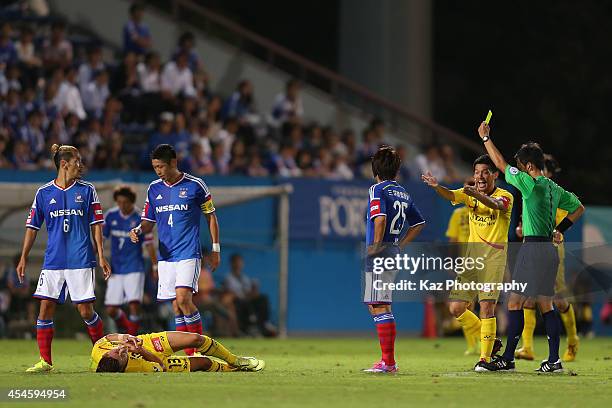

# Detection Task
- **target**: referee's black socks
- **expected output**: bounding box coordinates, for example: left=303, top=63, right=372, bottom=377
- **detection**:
left=502, top=310, right=524, bottom=361
left=542, top=310, right=561, bottom=362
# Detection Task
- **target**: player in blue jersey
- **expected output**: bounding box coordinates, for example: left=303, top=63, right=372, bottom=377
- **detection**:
left=130, top=144, right=219, bottom=355
left=363, top=146, right=426, bottom=373
left=104, top=185, right=157, bottom=335
left=16, top=144, right=112, bottom=373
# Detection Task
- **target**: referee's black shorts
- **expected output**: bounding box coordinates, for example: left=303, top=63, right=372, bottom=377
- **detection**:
left=511, top=237, right=560, bottom=297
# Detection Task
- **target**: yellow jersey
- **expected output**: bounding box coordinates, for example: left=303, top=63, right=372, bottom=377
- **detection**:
left=451, top=187, right=514, bottom=250
left=90, top=332, right=188, bottom=373
left=446, top=206, right=470, bottom=242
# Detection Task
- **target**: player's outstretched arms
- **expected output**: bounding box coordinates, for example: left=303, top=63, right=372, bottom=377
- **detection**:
left=17, top=228, right=38, bottom=284
left=130, top=220, right=154, bottom=243
left=398, top=222, right=425, bottom=249
left=463, top=184, right=508, bottom=211
left=421, top=171, right=455, bottom=201
left=478, top=122, right=508, bottom=172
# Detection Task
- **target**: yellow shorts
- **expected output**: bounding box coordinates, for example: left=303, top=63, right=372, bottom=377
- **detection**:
left=164, top=356, right=191, bottom=372
left=138, top=331, right=174, bottom=360
left=449, top=258, right=506, bottom=303
left=554, top=244, right=567, bottom=296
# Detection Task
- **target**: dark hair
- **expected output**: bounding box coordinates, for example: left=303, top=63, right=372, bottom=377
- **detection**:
left=286, top=78, right=299, bottom=90
left=96, top=355, right=123, bottom=373
left=230, top=253, right=242, bottom=263
left=473, top=154, right=498, bottom=173
left=514, top=141, right=545, bottom=170
left=179, top=31, right=194, bottom=46
left=51, top=144, right=78, bottom=170
left=129, top=3, right=144, bottom=15
left=113, top=185, right=136, bottom=203
left=371, top=146, right=401, bottom=180
left=543, top=153, right=561, bottom=178
left=151, top=144, right=176, bottom=164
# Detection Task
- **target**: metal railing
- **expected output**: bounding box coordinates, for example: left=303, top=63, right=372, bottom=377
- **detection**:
left=166, top=0, right=481, bottom=154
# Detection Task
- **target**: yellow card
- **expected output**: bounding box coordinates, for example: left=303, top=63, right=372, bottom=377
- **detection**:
left=485, top=110, right=493, bottom=124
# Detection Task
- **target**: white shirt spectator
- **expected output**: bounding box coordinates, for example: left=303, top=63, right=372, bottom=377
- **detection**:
left=78, top=61, right=105, bottom=90
left=137, top=62, right=161, bottom=92
left=55, top=80, right=86, bottom=119
left=212, top=128, right=235, bottom=162
left=270, top=92, right=303, bottom=125
left=225, top=273, right=253, bottom=300
left=414, top=153, right=447, bottom=181
left=81, top=81, right=109, bottom=118
left=160, top=61, right=195, bottom=96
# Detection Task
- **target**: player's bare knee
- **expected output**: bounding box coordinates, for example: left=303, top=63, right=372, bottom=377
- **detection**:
left=449, top=301, right=467, bottom=317
left=554, top=298, right=569, bottom=312
left=38, top=299, right=56, bottom=319
left=507, top=293, right=525, bottom=310
left=479, top=301, right=495, bottom=318
left=76, top=303, right=94, bottom=319
left=106, top=306, right=119, bottom=318
left=523, top=297, right=536, bottom=309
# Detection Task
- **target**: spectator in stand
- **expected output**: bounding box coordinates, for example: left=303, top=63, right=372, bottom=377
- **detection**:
left=22, top=87, right=38, bottom=117
left=82, top=69, right=110, bottom=119
left=123, top=2, right=151, bottom=56
left=221, top=79, right=256, bottom=124
left=160, top=51, right=195, bottom=99
left=15, top=26, right=41, bottom=86
left=273, top=144, right=301, bottom=177
left=78, top=46, right=105, bottom=91
left=110, top=51, right=140, bottom=121
left=224, top=254, right=276, bottom=337
left=147, top=112, right=176, bottom=159
left=414, top=143, right=448, bottom=182
left=11, top=139, right=36, bottom=170
left=173, top=31, right=205, bottom=75
left=396, top=145, right=412, bottom=182
left=3, top=88, right=25, bottom=133
left=137, top=51, right=161, bottom=93
left=83, top=118, right=103, bottom=158
left=296, top=149, right=317, bottom=177
left=328, top=153, right=354, bottom=180
left=229, top=139, right=248, bottom=174
left=0, top=22, right=17, bottom=65
left=341, top=128, right=357, bottom=166
left=270, top=78, right=303, bottom=126
left=105, top=131, right=129, bottom=170
left=55, top=66, right=86, bottom=120
left=19, top=110, right=44, bottom=159
left=41, top=20, right=73, bottom=70
left=314, top=148, right=333, bottom=178
left=204, top=95, right=223, bottom=138
left=440, top=144, right=461, bottom=183
left=305, top=122, right=323, bottom=152
left=173, top=112, right=190, bottom=159
left=213, top=116, right=238, bottom=163
left=4, top=63, right=22, bottom=93
left=181, top=141, right=214, bottom=175
left=246, top=152, right=269, bottom=177
left=0, top=135, right=12, bottom=168
left=357, top=127, right=379, bottom=166
left=211, top=142, right=229, bottom=175
left=369, top=117, right=386, bottom=144
left=324, top=127, right=348, bottom=157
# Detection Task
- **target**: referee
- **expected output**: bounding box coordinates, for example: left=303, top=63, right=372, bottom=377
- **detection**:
left=476, top=121, right=584, bottom=373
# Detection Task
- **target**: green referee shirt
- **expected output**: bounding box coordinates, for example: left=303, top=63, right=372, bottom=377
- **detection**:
left=504, top=165, right=581, bottom=237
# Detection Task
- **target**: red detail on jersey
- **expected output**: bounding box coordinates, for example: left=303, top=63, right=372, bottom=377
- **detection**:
left=141, top=202, right=149, bottom=218
left=26, top=208, right=34, bottom=224
left=499, top=196, right=510, bottom=210
left=92, top=202, right=104, bottom=222
left=369, top=198, right=381, bottom=218
left=477, top=232, right=505, bottom=250
left=151, top=337, right=164, bottom=352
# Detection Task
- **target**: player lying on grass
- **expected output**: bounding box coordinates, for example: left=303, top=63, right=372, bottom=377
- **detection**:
left=91, top=331, right=265, bottom=373
left=422, top=154, right=511, bottom=371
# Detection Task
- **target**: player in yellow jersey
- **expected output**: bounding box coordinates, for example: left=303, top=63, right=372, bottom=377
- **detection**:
left=91, top=331, right=265, bottom=373
left=445, top=205, right=479, bottom=355
left=515, top=154, right=579, bottom=362
left=423, top=154, right=513, bottom=371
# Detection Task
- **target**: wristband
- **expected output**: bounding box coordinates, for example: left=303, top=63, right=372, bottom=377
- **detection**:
left=481, top=136, right=490, bottom=143
left=134, top=225, right=142, bottom=235
left=555, top=217, right=573, bottom=233
left=212, top=243, right=221, bottom=252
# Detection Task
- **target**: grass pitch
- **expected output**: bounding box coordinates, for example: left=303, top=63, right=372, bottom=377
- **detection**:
left=1, top=337, right=611, bottom=407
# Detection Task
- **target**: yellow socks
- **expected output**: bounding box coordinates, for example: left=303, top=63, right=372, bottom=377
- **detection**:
left=205, top=359, right=237, bottom=372
left=560, top=304, right=578, bottom=344
left=462, top=325, right=478, bottom=350
left=457, top=309, right=481, bottom=348
left=197, top=335, right=238, bottom=365
left=480, top=317, right=497, bottom=362
left=521, top=308, right=536, bottom=351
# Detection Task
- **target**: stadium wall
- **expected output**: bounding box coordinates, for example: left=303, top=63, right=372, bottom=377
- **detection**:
left=0, top=171, right=591, bottom=334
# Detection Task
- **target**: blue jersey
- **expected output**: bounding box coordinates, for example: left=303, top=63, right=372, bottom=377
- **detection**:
left=103, top=207, right=152, bottom=274
left=141, top=173, right=214, bottom=262
left=366, top=180, right=425, bottom=246
left=26, top=180, right=104, bottom=269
